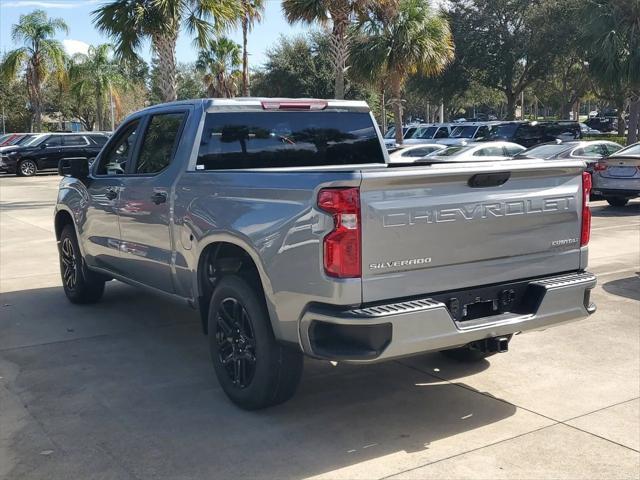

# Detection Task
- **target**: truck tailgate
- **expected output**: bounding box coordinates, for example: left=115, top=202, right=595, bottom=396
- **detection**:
left=360, top=160, right=585, bottom=303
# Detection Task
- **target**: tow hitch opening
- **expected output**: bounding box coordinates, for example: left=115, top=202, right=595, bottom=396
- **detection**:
left=471, top=335, right=511, bottom=354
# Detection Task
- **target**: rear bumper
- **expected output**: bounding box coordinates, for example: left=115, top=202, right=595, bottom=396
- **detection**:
left=299, top=271, right=597, bottom=363
left=591, top=188, right=639, bottom=198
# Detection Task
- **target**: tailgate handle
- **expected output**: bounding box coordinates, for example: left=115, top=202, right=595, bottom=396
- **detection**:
left=468, top=172, right=511, bottom=188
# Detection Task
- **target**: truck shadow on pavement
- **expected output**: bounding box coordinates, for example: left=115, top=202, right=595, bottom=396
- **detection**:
left=1, top=282, right=516, bottom=480
left=602, top=273, right=640, bottom=301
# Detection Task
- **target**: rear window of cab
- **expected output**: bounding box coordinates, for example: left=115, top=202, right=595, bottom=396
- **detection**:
left=196, top=111, right=385, bottom=169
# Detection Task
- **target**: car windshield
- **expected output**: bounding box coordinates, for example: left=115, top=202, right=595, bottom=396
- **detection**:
left=384, top=127, right=396, bottom=139
left=412, top=126, right=437, bottom=139
left=617, top=144, right=640, bottom=156
left=434, top=146, right=470, bottom=157
left=518, top=144, right=571, bottom=158
left=488, top=123, right=519, bottom=139
left=450, top=126, right=477, bottom=138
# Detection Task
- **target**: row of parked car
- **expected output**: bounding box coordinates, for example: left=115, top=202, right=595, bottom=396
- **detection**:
left=0, top=132, right=110, bottom=176
left=1, top=122, right=638, bottom=207
left=388, top=138, right=639, bottom=207
left=383, top=120, right=591, bottom=148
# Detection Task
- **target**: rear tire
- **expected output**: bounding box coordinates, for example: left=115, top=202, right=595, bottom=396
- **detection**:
left=59, top=225, right=105, bottom=304
left=208, top=275, right=303, bottom=410
left=18, top=159, right=37, bottom=177
left=606, top=197, right=629, bottom=207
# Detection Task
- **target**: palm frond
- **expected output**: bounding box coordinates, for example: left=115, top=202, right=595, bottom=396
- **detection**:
left=0, top=47, right=29, bottom=82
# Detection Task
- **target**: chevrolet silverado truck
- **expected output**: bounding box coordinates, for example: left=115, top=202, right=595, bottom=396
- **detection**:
left=54, top=98, right=597, bottom=409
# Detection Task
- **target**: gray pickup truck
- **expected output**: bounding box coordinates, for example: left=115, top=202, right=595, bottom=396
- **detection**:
left=54, top=98, right=597, bottom=409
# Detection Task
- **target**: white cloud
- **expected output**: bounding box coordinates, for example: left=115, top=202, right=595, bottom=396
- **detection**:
left=63, top=39, right=89, bottom=56
left=1, top=1, right=100, bottom=8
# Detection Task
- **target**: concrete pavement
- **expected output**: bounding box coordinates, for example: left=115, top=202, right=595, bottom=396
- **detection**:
left=1, top=174, right=639, bottom=479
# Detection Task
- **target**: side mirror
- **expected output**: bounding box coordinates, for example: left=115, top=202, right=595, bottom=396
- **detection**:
left=59, top=157, right=89, bottom=178
left=40, top=143, right=48, bottom=149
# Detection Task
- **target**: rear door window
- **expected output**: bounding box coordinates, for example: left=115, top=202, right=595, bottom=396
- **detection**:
left=63, top=135, right=88, bottom=146
left=134, top=112, right=186, bottom=174
left=197, top=111, right=384, bottom=169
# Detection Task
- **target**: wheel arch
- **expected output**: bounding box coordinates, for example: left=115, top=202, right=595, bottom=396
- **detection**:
left=195, top=237, right=277, bottom=337
left=54, top=208, right=75, bottom=241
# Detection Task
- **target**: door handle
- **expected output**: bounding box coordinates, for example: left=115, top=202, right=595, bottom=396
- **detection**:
left=151, top=191, right=167, bottom=205
left=105, top=188, right=118, bottom=200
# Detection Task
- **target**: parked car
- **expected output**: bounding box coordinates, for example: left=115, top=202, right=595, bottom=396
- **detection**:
left=486, top=121, right=581, bottom=147
left=436, top=122, right=495, bottom=145
left=0, top=132, right=109, bottom=176
left=580, top=123, right=602, bottom=136
left=54, top=98, right=596, bottom=409
left=591, top=142, right=640, bottom=206
left=388, top=143, right=446, bottom=162
left=424, top=141, right=526, bottom=162
left=403, top=123, right=452, bottom=144
left=514, top=140, right=623, bottom=171
left=383, top=124, right=420, bottom=148
left=0, top=133, right=39, bottom=152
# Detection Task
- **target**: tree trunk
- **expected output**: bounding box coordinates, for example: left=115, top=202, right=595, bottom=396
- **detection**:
left=391, top=74, right=403, bottom=145
left=152, top=27, right=179, bottom=103
left=96, top=93, right=104, bottom=131
left=616, top=99, right=626, bottom=136
left=628, top=98, right=640, bottom=144
left=331, top=19, right=348, bottom=100
left=380, top=81, right=386, bottom=134
left=242, top=16, right=250, bottom=97
left=505, top=92, right=517, bottom=120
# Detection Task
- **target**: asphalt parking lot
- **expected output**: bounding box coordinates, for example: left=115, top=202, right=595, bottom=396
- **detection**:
left=1, top=173, right=639, bottom=480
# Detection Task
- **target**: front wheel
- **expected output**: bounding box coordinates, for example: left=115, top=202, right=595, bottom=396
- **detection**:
left=208, top=275, right=303, bottom=410
left=18, top=159, right=37, bottom=177
left=59, top=225, right=105, bottom=303
left=606, top=197, right=629, bottom=207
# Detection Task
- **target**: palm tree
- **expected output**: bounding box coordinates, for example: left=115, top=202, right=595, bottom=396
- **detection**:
left=282, top=0, right=372, bottom=100
left=582, top=0, right=640, bottom=142
left=240, top=0, right=265, bottom=96
left=196, top=37, right=242, bottom=98
left=0, top=10, right=68, bottom=131
left=93, top=0, right=241, bottom=103
left=351, top=0, right=454, bottom=145
left=69, top=44, right=125, bottom=131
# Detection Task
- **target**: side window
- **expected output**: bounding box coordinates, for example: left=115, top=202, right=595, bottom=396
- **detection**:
left=603, top=143, right=622, bottom=155
left=504, top=145, right=524, bottom=156
left=403, top=147, right=432, bottom=157
left=475, top=126, right=489, bottom=139
left=576, top=145, right=605, bottom=157
left=89, top=135, right=108, bottom=146
left=96, top=120, right=140, bottom=176
left=63, top=135, right=88, bottom=146
left=134, top=113, right=185, bottom=175
left=434, top=127, right=449, bottom=138
left=474, top=146, right=504, bottom=157
left=44, top=136, right=62, bottom=147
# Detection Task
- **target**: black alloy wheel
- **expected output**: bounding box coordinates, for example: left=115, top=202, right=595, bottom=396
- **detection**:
left=60, top=236, right=78, bottom=290
left=215, top=297, right=257, bottom=389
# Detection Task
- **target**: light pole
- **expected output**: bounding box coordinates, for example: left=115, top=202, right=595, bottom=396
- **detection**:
left=109, top=86, right=115, bottom=132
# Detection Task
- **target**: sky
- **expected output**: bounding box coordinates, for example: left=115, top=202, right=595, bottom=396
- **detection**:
left=0, top=0, right=309, bottom=67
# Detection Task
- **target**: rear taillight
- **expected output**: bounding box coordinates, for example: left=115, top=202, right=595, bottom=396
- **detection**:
left=318, top=187, right=361, bottom=278
left=581, top=172, right=591, bottom=246
left=594, top=162, right=607, bottom=171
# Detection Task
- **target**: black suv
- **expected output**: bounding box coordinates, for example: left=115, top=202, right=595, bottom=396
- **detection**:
left=0, top=132, right=109, bottom=176
left=486, top=121, right=581, bottom=148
